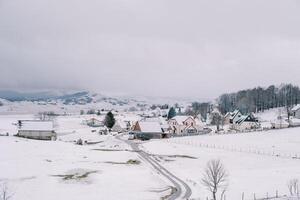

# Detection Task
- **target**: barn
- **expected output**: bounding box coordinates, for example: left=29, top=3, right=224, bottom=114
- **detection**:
left=17, top=120, right=56, bottom=140
left=132, top=121, right=165, bottom=139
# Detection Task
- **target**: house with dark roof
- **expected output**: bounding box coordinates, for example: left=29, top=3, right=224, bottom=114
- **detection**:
left=230, top=112, right=260, bottom=131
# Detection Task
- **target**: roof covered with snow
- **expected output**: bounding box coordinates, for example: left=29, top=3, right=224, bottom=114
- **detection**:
left=171, top=116, right=193, bottom=124
left=137, top=121, right=162, bottom=133
left=19, top=120, right=54, bottom=131
left=292, top=104, right=300, bottom=112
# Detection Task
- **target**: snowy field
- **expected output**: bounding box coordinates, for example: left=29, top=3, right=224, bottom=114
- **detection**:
left=141, top=128, right=300, bottom=200
left=1, top=114, right=300, bottom=200
left=0, top=115, right=168, bottom=200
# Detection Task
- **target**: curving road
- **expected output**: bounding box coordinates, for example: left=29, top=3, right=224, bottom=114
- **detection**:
left=116, top=135, right=192, bottom=200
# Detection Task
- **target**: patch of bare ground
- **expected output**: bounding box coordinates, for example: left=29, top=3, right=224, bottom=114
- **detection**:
left=51, top=169, right=98, bottom=183
left=104, top=159, right=141, bottom=165
left=152, top=154, right=197, bottom=160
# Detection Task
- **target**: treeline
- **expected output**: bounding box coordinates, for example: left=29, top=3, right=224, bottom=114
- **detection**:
left=218, top=84, right=300, bottom=114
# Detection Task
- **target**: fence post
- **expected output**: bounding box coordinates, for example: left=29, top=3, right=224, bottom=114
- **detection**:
left=254, top=193, right=256, bottom=200
left=276, top=190, right=278, bottom=198
left=242, top=192, right=244, bottom=200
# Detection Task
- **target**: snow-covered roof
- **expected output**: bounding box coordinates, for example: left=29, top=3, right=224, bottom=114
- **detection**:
left=138, top=121, right=162, bottom=133
left=292, top=104, right=300, bottom=112
left=171, top=116, right=193, bottom=124
left=235, top=115, right=248, bottom=124
left=19, top=120, right=54, bottom=131
left=231, top=110, right=241, bottom=119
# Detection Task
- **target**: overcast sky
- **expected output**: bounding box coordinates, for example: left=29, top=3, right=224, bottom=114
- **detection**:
left=1, top=0, right=300, bottom=99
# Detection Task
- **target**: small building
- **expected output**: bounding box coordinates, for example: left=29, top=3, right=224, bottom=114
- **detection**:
left=291, top=104, right=300, bottom=119
left=17, top=120, right=56, bottom=140
left=132, top=121, right=165, bottom=139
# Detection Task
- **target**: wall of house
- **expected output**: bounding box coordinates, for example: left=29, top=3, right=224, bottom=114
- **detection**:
left=18, top=130, right=56, bottom=140
left=295, top=110, right=300, bottom=119
left=232, top=122, right=259, bottom=131
left=223, top=116, right=231, bottom=125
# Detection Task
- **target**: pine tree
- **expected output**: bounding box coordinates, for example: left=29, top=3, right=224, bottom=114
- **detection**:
left=96, top=110, right=101, bottom=116
left=167, top=107, right=176, bottom=119
left=104, top=111, right=115, bottom=129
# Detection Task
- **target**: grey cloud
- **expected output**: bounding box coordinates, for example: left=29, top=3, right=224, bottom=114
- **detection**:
left=1, top=0, right=300, bottom=98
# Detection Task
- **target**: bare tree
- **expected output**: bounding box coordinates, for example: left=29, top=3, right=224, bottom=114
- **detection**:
left=202, top=159, right=228, bottom=200
left=287, top=178, right=299, bottom=197
left=211, top=109, right=224, bottom=132
left=0, top=183, right=13, bottom=200
left=37, top=111, right=56, bottom=121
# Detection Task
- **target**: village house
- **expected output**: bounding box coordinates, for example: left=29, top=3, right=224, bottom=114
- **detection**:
left=17, top=120, right=56, bottom=140
left=132, top=121, right=165, bottom=139
left=227, top=110, right=260, bottom=131
left=291, top=104, right=300, bottom=119
left=168, top=116, right=204, bottom=135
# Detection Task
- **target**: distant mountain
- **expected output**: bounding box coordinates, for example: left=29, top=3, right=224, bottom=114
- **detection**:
left=0, top=90, right=56, bottom=101
left=0, top=90, right=90, bottom=102
left=0, top=90, right=195, bottom=108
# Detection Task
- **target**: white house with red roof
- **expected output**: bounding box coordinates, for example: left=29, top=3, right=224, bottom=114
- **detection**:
left=168, top=115, right=204, bottom=135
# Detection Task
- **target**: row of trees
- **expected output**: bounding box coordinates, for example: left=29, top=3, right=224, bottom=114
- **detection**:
left=218, top=84, right=300, bottom=114
left=185, top=102, right=211, bottom=120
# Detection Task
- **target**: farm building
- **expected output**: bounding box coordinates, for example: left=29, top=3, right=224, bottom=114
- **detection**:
left=17, top=120, right=56, bottom=140
left=132, top=121, right=166, bottom=139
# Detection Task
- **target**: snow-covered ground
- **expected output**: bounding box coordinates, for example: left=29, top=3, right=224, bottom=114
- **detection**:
left=0, top=115, right=168, bottom=200
left=1, top=113, right=300, bottom=200
left=141, top=128, right=300, bottom=200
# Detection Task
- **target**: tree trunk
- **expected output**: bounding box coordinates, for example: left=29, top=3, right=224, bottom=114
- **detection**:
left=213, top=191, right=217, bottom=200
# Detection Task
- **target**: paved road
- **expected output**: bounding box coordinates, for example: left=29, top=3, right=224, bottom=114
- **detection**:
left=116, top=135, right=192, bottom=200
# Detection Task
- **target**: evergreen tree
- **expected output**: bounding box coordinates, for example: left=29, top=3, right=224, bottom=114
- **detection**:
left=96, top=110, right=101, bottom=116
left=104, top=111, right=115, bottom=129
left=167, top=107, right=176, bottom=119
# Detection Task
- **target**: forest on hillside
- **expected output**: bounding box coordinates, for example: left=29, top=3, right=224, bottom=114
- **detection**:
left=218, top=84, right=300, bottom=114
